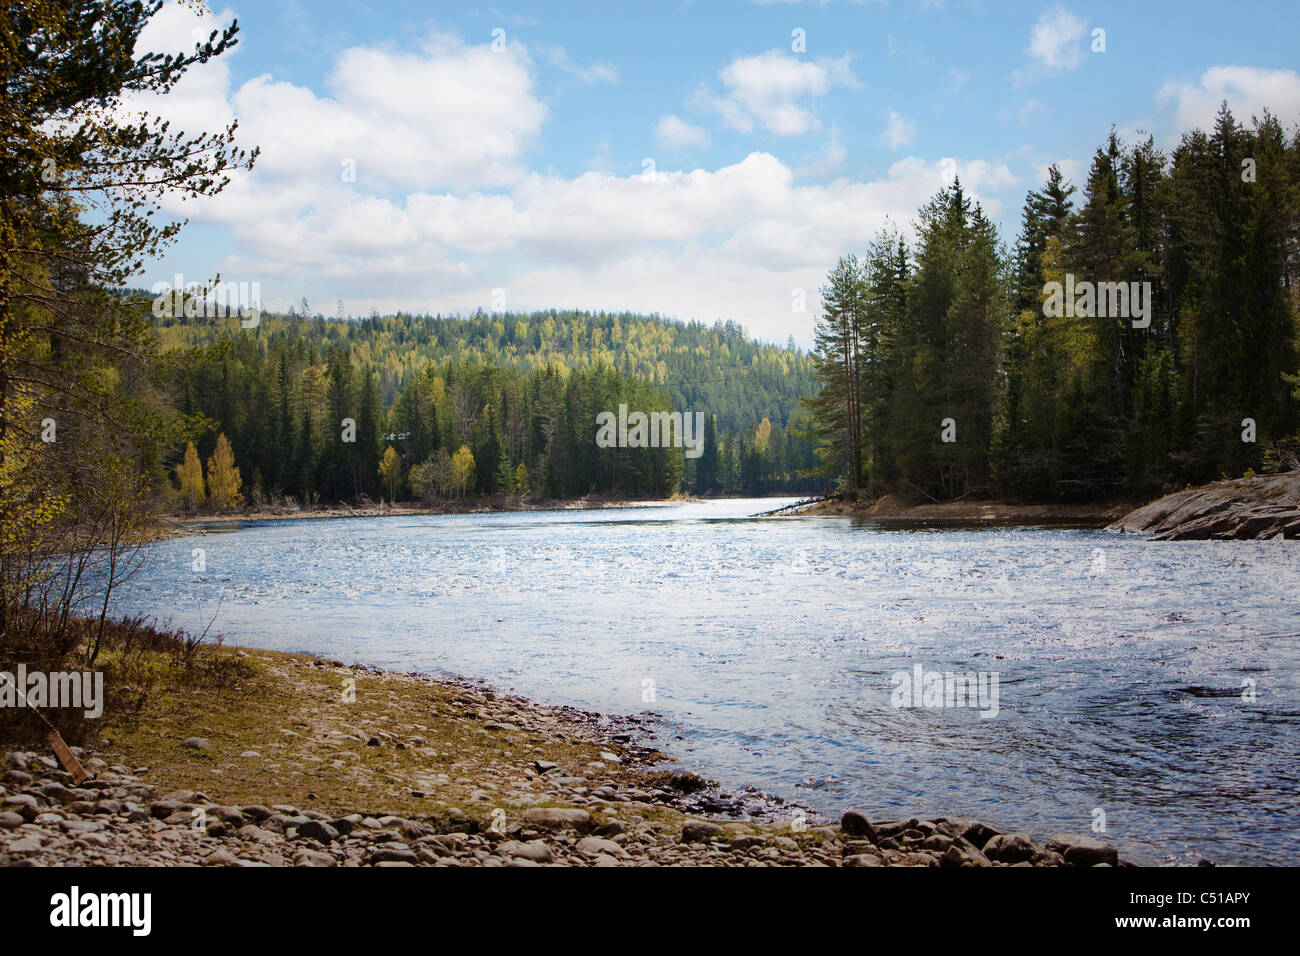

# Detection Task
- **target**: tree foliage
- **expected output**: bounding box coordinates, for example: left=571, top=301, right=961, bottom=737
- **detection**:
left=806, top=109, right=1300, bottom=501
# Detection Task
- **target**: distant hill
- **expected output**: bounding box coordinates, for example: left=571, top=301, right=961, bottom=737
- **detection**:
left=146, top=303, right=817, bottom=435
left=134, top=296, right=824, bottom=501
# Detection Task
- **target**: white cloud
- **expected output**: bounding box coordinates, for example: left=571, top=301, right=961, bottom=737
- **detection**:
left=696, top=50, right=859, bottom=136
left=1157, top=66, right=1300, bottom=135
left=793, top=129, right=847, bottom=179
left=179, top=151, right=1014, bottom=344
left=655, top=114, right=711, bottom=151
left=126, top=9, right=1018, bottom=346
left=1026, top=6, right=1086, bottom=71
left=124, top=14, right=546, bottom=193
left=117, top=2, right=237, bottom=133
left=881, top=111, right=916, bottom=150
left=537, top=44, right=619, bottom=84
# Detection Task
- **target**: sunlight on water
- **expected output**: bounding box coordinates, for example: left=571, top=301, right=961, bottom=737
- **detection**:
left=112, top=499, right=1300, bottom=864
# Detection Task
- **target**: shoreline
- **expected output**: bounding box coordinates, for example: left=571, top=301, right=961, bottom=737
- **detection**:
left=155, top=491, right=1138, bottom=537
left=1108, top=472, right=1300, bottom=539
left=793, top=494, right=1138, bottom=525
left=154, top=493, right=714, bottom=534
left=1, top=646, right=1136, bottom=867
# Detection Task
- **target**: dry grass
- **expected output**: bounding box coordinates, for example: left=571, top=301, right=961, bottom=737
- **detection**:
left=98, top=647, right=682, bottom=830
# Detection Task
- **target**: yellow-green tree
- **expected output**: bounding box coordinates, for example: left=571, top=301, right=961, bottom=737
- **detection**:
left=0, top=393, right=71, bottom=615
left=206, top=433, right=242, bottom=511
left=175, top=442, right=206, bottom=512
left=514, top=462, right=530, bottom=496
left=379, top=445, right=404, bottom=500
left=451, top=444, right=475, bottom=497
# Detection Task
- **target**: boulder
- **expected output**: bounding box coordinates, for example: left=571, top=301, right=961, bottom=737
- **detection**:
left=983, top=832, right=1039, bottom=864
left=297, top=820, right=340, bottom=844
left=576, top=836, right=627, bottom=859
left=680, top=820, right=724, bottom=843
left=521, top=807, right=592, bottom=831
left=1046, top=833, right=1119, bottom=867
left=840, top=810, right=877, bottom=842
left=941, top=838, right=991, bottom=867
left=498, top=840, right=554, bottom=863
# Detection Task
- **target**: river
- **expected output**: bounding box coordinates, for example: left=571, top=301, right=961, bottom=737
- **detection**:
left=109, top=498, right=1300, bottom=864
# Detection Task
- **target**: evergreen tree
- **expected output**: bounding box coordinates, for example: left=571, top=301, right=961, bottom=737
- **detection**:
left=697, top=413, right=719, bottom=492
left=274, top=351, right=294, bottom=492
left=357, top=367, right=381, bottom=496
left=803, top=255, right=867, bottom=491
left=495, top=450, right=516, bottom=495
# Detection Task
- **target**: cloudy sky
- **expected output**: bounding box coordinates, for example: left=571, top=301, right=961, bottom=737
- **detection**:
left=127, top=0, right=1300, bottom=346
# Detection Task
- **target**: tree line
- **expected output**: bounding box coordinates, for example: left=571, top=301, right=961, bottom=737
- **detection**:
left=804, top=105, right=1300, bottom=501
left=156, top=309, right=825, bottom=508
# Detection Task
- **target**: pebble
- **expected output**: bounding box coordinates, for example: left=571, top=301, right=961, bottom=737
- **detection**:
left=522, top=807, right=591, bottom=831
left=498, top=840, right=554, bottom=863
left=0, top=665, right=1137, bottom=869
left=681, top=821, right=724, bottom=843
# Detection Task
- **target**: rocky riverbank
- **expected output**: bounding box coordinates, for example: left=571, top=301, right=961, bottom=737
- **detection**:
left=1, top=650, right=1131, bottom=867
left=795, top=493, right=1130, bottom=525
left=1108, top=472, right=1300, bottom=540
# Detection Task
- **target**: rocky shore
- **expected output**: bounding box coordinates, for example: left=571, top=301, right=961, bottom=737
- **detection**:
left=795, top=494, right=1130, bottom=525
left=1108, top=472, right=1300, bottom=540
left=1, top=652, right=1130, bottom=867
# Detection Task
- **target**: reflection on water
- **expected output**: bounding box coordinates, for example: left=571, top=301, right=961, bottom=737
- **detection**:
left=116, top=498, right=1300, bottom=864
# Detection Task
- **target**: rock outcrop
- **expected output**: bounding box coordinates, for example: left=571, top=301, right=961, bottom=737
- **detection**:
left=1108, top=473, right=1300, bottom=540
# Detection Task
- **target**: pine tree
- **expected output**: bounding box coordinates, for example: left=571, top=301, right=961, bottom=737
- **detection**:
left=802, top=255, right=867, bottom=491
left=495, top=450, right=517, bottom=495
left=357, top=367, right=381, bottom=496
left=995, top=166, right=1077, bottom=496
left=322, top=349, right=354, bottom=498
left=862, top=228, right=910, bottom=484
left=294, top=408, right=315, bottom=502
left=274, top=352, right=294, bottom=492
left=1056, top=132, right=1145, bottom=496
left=891, top=178, right=1004, bottom=498
left=0, top=0, right=254, bottom=628
left=697, top=414, right=719, bottom=493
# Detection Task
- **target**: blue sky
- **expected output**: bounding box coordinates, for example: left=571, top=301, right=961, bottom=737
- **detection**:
left=127, top=0, right=1300, bottom=345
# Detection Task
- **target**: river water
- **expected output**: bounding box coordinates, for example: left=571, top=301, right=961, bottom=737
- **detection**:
left=110, top=498, right=1300, bottom=864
